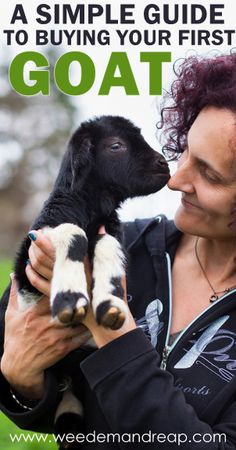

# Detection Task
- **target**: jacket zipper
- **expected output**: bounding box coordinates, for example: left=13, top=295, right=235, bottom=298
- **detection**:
left=160, top=252, right=172, bottom=369
left=160, top=252, right=236, bottom=370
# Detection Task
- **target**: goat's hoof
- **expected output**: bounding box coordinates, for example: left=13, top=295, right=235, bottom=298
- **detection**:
left=57, top=305, right=88, bottom=326
left=73, top=306, right=87, bottom=324
left=57, top=307, right=74, bottom=324
left=100, top=306, right=126, bottom=330
left=53, top=292, right=89, bottom=325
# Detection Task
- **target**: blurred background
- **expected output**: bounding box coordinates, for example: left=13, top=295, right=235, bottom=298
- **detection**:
left=0, top=49, right=78, bottom=259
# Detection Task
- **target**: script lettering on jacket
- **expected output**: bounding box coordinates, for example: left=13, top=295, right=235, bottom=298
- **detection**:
left=174, top=378, right=211, bottom=396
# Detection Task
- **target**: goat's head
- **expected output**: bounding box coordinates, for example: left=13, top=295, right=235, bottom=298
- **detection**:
left=68, top=115, right=170, bottom=202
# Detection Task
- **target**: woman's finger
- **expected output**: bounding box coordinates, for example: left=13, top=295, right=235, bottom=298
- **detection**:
left=25, top=264, right=51, bottom=297
left=28, top=229, right=55, bottom=261
left=28, top=244, right=53, bottom=279
left=28, top=229, right=55, bottom=279
left=64, top=328, right=92, bottom=352
left=98, top=225, right=106, bottom=234
left=121, top=274, right=127, bottom=303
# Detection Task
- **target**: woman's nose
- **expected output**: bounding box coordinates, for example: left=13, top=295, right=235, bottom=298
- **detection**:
left=167, top=164, right=194, bottom=193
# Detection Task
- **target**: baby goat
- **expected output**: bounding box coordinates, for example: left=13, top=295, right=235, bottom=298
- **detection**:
left=15, top=115, right=170, bottom=329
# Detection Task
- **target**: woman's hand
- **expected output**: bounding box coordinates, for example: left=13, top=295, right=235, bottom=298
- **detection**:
left=83, top=299, right=136, bottom=349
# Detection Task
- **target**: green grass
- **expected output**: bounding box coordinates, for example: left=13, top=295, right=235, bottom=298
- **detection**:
left=0, top=259, right=13, bottom=296
left=0, top=260, right=57, bottom=449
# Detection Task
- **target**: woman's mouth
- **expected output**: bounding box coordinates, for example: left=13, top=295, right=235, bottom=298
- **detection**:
left=181, top=197, right=202, bottom=210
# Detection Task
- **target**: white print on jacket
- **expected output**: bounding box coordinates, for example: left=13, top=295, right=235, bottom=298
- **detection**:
left=136, top=299, right=164, bottom=347
left=174, top=315, right=236, bottom=382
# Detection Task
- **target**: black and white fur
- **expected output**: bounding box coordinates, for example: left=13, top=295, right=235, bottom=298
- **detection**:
left=13, top=115, right=170, bottom=445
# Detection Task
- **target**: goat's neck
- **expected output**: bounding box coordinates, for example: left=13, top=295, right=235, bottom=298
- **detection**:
left=85, top=189, right=120, bottom=218
left=75, top=184, right=121, bottom=229
left=47, top=183, right=123, bottom=231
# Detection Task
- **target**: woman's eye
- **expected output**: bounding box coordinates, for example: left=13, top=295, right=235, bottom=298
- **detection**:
left=204, top=170, right=221, bottom=184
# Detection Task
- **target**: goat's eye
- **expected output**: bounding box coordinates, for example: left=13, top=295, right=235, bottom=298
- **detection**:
left=110, top=142, right=122, bottom=152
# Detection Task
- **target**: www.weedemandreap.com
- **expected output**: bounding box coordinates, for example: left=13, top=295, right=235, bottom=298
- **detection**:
left=8, top=431, right=227, bottom=446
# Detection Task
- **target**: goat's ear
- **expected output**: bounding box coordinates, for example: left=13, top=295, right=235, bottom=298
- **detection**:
left=70, top=135, right=94, bottom=191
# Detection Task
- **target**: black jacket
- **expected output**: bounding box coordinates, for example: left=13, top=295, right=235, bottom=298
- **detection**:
left=1, top=216, right=236, bottom=449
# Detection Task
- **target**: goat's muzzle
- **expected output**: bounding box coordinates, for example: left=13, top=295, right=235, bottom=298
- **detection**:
left=153, top=156, right=170, bottom=178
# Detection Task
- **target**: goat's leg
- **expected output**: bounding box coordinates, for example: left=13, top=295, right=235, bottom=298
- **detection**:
left=43, top=224, right=89, bottom=325
left=54, top=381, right=84, bottom=448
left=92, top=234, right=129, bottom=330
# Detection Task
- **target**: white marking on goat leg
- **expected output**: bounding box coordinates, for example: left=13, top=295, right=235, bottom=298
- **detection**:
left=42, top=224, right=89, bottom=322
left=92, top=234, right=129, bottom=325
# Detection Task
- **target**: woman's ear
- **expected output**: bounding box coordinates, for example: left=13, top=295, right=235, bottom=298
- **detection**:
left=70, top=135, right=94, bottom=191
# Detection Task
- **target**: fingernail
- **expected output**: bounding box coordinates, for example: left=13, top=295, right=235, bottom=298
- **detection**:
left=28, top=231, right=37, bottom=241
left=10, top=272, right=15, bottom=281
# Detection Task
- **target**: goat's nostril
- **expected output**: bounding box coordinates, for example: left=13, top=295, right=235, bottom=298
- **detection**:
left=155, top=157, right=169, bottom=175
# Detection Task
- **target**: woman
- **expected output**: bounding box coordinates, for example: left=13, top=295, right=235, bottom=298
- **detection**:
left=1, top=52, right=236, bottom=449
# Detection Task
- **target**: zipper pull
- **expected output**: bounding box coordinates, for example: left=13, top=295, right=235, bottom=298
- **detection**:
left=161, top=345, right=171, bottom=370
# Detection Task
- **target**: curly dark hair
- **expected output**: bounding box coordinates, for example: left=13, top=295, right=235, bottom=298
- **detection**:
left=158, top=51, right=236, bottom=160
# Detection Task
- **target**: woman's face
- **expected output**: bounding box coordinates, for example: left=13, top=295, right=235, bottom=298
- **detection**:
left=168, top=107, right=236, bottom=239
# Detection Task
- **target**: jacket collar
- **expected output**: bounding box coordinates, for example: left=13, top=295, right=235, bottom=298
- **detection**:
left=128, top=215, right=182, bottom=261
